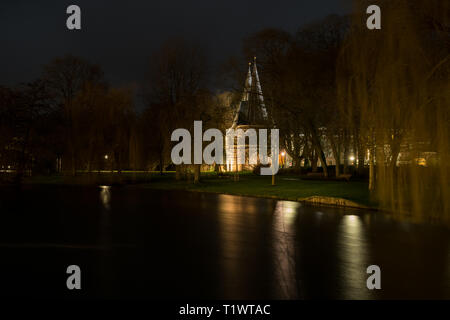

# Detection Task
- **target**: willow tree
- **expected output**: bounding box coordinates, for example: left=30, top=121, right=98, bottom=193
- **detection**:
left=337, top=0, right=449, bottom=222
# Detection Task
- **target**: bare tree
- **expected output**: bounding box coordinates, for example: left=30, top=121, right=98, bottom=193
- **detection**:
left=143, top=38, right=209, bottom=181
left=43, top=55, right=104, bottom=175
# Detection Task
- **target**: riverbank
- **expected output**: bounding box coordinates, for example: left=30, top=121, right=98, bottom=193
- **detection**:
left=141, top=174, right=375, bottom=209
left=7, top=172, right=375, bottom=209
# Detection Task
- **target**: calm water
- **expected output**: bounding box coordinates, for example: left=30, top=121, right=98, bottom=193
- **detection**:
left=0, top=185, right=449, bottom=299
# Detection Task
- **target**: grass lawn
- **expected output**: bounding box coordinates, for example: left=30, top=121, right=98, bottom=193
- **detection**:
left=143, top=173, right=374, bottom=208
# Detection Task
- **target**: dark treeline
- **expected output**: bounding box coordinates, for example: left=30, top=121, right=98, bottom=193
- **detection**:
left=0, top=55, right=135, bottom=179
left=0, top=41, right=232, bottom=182
left=0, top=0, right=448, bottom=220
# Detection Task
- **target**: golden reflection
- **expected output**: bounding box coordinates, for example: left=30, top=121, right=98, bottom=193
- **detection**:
left=272, top=200, right=300, bottom=298
left=99, top=186, right=111, bottom=210
left=273, top=201, right=300, bottom=231
left=338, top=215, right=371, bottom=299
left=98, top=185, right=112, bottom=251
left=216, top=196, right=303, bottom=298
left=216, top=194, right=277, bottom=298
left=217, top=194, right=253, bottom=298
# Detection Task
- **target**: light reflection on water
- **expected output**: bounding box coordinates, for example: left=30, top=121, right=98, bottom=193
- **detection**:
left=337, top=215, right=370, bottom=299
left=98, top=186, right=112, bottom=248
left=98, top=185, right=114, bottom=294
left=215, top=195, right=377, bottom=299
left=99, top=185, right=111, bottom=210
left=217, top=194, right=248, bottom=298
left=272, top=201, right=300, bottom=299
left=215, top=195, right=381, bottom=298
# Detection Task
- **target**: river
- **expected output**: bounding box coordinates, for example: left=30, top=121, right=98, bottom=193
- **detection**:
left=0, top=185, right=448, bottom=299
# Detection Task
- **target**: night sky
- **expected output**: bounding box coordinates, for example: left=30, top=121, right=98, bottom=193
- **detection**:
left=0, top=0, right=350, bottom=87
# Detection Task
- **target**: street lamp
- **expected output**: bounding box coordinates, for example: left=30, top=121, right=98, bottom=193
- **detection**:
left=349, top=155, right=355, bottom=165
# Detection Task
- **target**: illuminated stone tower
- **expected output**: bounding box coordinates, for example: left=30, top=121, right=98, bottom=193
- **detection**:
left=226, top=57, right=270, bottom=172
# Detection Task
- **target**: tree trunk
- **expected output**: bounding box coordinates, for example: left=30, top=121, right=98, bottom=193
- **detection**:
left=329, top=135, right=340, bottom=177
left=357, top=153, right=365, bottom=175
left=357, top=141, right=365, bottom=176
left=194, top=164, right=200, bottom=183
left=315, top=146, right=329, bottom=178
left=353, top=135, right=358, bottom=171
left=71, top=152, right=76, bottom=176
left=369, top=148, right=375, bottom=191
left=175, top=165, right=182, bottom=180
left=309, top=127, right=328, bottom=177
left=293, top=155, right=302, bottom=169
left=390, top=139, right=401, bottom=169
left=335, top=156, right=340, bottom=177
left=311, top=150, right=318, bottom=172
left=343, top=139, right=349, bottom=174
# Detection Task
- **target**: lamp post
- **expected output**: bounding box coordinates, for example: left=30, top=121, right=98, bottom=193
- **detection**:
left=349, top=155, right=355, bottom=165
left=104, top=155, right=109, bottom=172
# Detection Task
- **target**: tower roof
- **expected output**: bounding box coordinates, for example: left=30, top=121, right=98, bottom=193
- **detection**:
left=231, top=58, right=268, bottom=128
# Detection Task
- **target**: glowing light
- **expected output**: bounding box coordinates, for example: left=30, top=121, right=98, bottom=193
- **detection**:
left=104, top=155, right=108, bottom=160
left=281, top=151, right=285, bottom=157
left=99, top=185, right=111, bottom=209
left=416, top=158, right=427, bottom=166
left=349, top=156, right=355, bottom=161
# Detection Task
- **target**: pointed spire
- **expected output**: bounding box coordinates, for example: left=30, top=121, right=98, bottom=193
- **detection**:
left=252, top=57, right=268, bottom=119
left=232, top=58, right=268, bottom=128
left=242, top=62, right=252, bottom=101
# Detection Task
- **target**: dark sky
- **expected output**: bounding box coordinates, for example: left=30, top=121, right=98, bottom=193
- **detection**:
left=0, top=0, right=350, bottom=87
